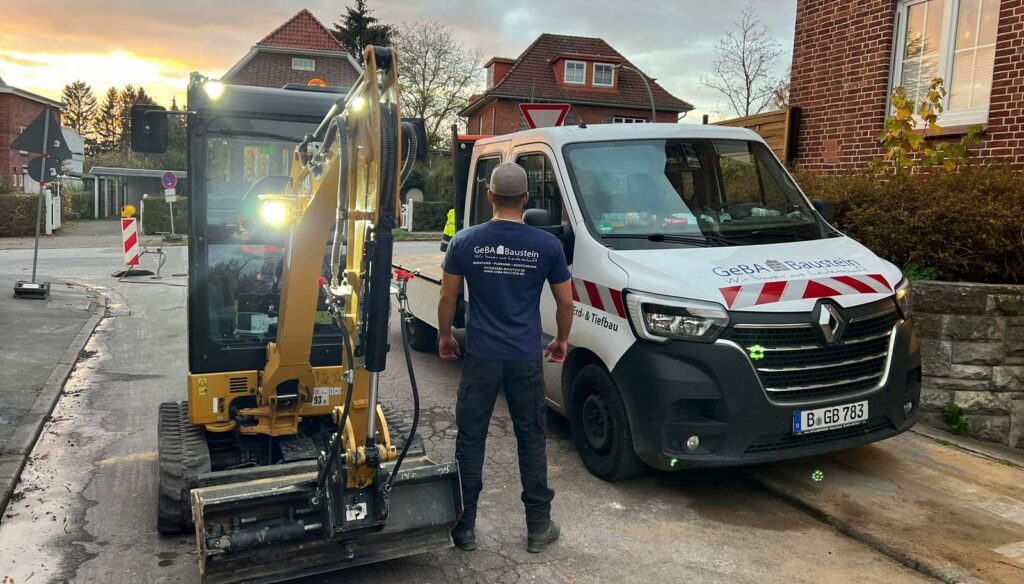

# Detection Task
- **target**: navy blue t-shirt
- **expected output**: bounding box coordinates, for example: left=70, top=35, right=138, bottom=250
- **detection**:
left=442, top=220, right=571, bottom=360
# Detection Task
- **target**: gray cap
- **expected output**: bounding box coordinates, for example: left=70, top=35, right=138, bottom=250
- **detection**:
left=488, top=162, right=529, bottom=197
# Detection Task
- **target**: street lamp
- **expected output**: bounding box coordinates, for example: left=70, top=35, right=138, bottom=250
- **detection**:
left=611, top=64, right=656, bottom=123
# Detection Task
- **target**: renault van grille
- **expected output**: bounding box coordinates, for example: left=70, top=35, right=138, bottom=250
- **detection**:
left=723, top=308, right=899, bottom=402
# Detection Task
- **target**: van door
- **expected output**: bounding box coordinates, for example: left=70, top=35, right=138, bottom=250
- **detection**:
left=511, top=145, right=574, bottom=414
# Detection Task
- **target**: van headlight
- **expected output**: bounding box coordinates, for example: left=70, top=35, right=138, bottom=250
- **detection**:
left=895, top=277, right=913, bottom=318
left=624, top=291, right=730, bottom=343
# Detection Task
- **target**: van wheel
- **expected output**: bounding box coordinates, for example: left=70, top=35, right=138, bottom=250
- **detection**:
left=569, top=365, right=646, bottom=481
left=403, top=316, right=437, bottom=353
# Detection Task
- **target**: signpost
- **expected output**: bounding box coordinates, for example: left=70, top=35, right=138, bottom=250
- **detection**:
left=519, top=103, right=571, bottom=129
left=10, top=109, right=68, bottom=299
left=162, top=171, right=179, bottom=237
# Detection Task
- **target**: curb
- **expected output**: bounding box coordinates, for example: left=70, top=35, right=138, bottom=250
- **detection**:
left=0, top=296, right=105, bottom=515
left=745, top=473, right=991, bottom=584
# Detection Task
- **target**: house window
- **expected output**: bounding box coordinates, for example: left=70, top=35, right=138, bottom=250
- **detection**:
left=564, top=60, right=586, bottom=85
left=291, top=57, right=316, bottom=71
left=487, top=66, right=495, bottom=88
left=18, top=126, right=27, bottom=155
left=593, top=63, right=615, bottom=87
left=611, top=116, right=647, bottom=123
left=892, top=0, right=1000, bottom=126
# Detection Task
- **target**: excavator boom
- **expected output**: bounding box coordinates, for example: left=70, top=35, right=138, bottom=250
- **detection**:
left=186, top=46, right=462, bottom=584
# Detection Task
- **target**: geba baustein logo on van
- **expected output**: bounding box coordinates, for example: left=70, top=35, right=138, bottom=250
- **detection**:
left=817, top=303, right=846, bottom=344
left=712, top=258, right=864, bottom=278
left=473, top=245, right=540, bottom=259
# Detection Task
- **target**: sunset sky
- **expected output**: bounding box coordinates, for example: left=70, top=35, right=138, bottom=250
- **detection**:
left=0, top=0, right=796, bottom=121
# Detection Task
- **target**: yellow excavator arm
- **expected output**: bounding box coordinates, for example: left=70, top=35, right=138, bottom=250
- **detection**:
left=188, top=46, right=462, bottom=584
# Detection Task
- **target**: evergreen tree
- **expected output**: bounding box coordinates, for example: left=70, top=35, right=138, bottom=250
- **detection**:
left=332, top=0, right=392, bottom=64
left=60, top=81, right=97, bottom=137
left=93, top=87, right=121, bottom=154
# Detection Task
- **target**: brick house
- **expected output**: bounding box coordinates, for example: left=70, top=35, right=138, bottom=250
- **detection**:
left=790, top=0, right=1024, bottom=172
left=0, top=77, right=63, bottom=190
left=221, top=9, right=361, bottom=90
left=462, top=34, right=692, bottom=135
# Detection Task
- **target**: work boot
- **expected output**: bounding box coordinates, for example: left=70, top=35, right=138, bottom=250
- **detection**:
left=526, top=520, right=559, bottom=553
left=451, top=525, right=477, bottom=551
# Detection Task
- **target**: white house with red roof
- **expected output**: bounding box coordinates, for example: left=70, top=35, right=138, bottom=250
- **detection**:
left=221, top=9, right=361, bottom=91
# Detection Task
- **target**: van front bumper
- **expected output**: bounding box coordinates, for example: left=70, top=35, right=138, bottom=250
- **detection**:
left=608, top=309, right=921, bottom=471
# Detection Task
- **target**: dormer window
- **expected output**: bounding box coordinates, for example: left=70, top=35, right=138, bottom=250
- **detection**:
left=564, top=60, right=586, bottom=85
left=593, top=63, right=615, bottom=87
left=487, top=66, right=494, bottom=88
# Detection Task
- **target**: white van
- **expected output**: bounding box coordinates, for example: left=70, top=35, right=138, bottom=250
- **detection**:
left=394, top=123, right=920, bottom=481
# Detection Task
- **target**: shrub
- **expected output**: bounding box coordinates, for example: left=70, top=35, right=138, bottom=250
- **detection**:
left=0, top=194, right=43, bottom=237
left=61, top=190, right=95, bottom=220
left=795, top=165, right=1024, bottom=284
left=411, top=200, right=448, bottom=231
left=141, top=195, right=188, bottom=235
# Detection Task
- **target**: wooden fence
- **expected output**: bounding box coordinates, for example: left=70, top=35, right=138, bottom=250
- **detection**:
left=712, top=107, right=801, bottom=165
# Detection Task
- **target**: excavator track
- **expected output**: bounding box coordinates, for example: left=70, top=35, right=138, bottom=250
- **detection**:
left=157, top=401, right=211, bottom=534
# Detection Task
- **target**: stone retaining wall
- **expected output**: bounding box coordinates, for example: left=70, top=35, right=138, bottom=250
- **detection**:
left=914, top=280, right=1024, bottom=448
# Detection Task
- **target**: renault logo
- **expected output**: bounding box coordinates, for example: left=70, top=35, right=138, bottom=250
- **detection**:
left=817, top=303, right=845, bottom=344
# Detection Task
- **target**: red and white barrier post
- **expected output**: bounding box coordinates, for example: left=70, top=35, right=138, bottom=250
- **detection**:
left=122, top=217, right=140, bottom=267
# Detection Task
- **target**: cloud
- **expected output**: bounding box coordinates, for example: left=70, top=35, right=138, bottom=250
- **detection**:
left=0, top=0, right=796, bottom=119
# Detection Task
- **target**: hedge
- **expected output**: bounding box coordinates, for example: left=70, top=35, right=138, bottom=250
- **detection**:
left=412, top=200, right=448, bottom=231
left=62, top=191, right=94, bottom=220
left=795, top=165, right=1024, bottom=284
left=0, top=194, right=43, bottom=237
left=141, top=195, right=189, bottom=235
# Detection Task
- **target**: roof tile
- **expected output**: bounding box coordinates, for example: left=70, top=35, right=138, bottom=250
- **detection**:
left=257, top=9, right=344, bottom=52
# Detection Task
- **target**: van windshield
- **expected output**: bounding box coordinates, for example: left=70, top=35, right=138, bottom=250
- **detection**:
left=563, top=139, right=822, bottom=246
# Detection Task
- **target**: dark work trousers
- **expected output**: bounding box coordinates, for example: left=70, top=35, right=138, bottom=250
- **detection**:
left=455, top=354, right=554, bottom=534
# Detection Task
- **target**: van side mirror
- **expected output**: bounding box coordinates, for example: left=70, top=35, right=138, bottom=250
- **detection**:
left=131, top=105, right=169, bottom=153
left=523, top=208, right=552, bottom=227
left=812, top=198, right=834, bottom=223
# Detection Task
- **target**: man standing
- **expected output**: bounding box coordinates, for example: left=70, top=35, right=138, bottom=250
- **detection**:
left=437, top=162, right=574, bottom=553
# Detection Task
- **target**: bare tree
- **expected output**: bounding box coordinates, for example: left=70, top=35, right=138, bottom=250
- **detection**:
left=393, top=20, right=484, bottom=148
left=700, top=2, right=785, bottom=117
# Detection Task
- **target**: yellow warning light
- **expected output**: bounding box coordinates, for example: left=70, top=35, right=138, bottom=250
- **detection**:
left=121, top=204, right=137, bottom=218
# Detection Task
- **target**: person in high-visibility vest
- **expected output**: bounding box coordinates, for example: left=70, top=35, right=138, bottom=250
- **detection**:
left=440, top=208, right=456, bottom=251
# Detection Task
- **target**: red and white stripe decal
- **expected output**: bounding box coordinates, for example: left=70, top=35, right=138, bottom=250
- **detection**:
left=121, top=218, right=139, bottom=266
left=719, top=274, right=891, bottom=309
left=572, top=278, right=627, bottom=318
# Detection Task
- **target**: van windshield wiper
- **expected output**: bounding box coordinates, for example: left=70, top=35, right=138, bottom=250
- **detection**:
left=733, top=229, right=820, bottom=241
left=602, top=233, right=741, bottom=247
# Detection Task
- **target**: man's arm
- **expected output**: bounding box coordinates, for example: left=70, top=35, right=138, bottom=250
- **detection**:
left=544, top=279, right=574, bottom=363
left=438, top=270, right=463, bottom=359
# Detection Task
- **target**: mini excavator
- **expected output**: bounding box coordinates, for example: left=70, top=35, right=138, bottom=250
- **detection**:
left=131, top=46, right=461, bottom=583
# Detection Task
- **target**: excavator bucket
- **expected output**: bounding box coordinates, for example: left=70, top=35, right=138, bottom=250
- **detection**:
left=191, top=454, right=461, bottom=584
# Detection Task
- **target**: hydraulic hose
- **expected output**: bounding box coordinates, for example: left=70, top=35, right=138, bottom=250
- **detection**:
left=386, top=301, right=421, bottom=493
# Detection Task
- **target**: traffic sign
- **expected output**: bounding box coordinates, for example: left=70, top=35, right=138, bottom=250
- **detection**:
left=165, top=188, right=178, bottom=203
left=27, top=156, right=60, bottom=184
left=519, top=103, right=571, bottom=129
left=11, top=110, right=72, bottom=160
left=161, top=171, right=178, bottom=190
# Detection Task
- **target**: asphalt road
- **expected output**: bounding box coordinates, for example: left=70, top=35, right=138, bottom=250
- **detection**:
left=0, top=242, right=935, bottom=584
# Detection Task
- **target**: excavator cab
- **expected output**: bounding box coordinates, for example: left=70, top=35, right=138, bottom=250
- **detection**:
left=134, top=47, right=461, bottom=584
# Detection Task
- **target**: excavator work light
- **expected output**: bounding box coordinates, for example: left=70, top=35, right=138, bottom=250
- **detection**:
left=204, top=80, right=225, bottom=100
left=259, top=200, right=290, bottom=226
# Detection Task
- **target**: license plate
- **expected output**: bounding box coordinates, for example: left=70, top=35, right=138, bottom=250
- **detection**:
left=20, top=283, right=42, bottom=289
left=793, top=401, right=868, bottom=434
